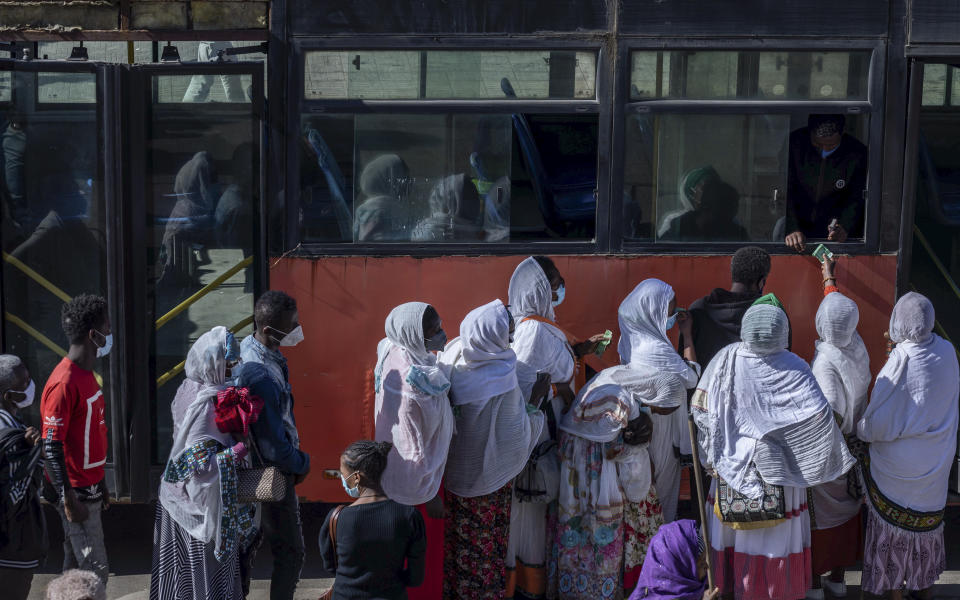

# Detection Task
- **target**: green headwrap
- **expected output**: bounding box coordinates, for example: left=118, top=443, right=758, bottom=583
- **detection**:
left=752, top=293, right=784, bottom=310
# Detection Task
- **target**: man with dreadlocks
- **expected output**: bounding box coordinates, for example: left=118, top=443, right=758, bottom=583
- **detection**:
left=784, top=114, right=867, bottom=252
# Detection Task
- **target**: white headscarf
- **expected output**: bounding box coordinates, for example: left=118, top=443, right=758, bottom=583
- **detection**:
left=694, top=304, right=854, bottom=499
left=811, top=293, right=870, bottom=433
left=618, top=279, right=698, bottom=386
left=446, top=299, right=518, bottom=404
left=889, top=291, right=936, bottom=344
left=858, top=292, right=960, bottom=512
left=508, top=257, right=555, bottom=321
left=374, top=302, right=454, bottom=506
left=159, top=327, right=239, bottom=552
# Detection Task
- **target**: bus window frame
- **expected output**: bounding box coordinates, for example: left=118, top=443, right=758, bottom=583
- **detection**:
left=611, top=37, right=888, bottom=255
left=286, top=36, right=613, bottom=256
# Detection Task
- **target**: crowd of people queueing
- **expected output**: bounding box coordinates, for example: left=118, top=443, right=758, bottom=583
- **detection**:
left=0, top=246, right=956, bottom=600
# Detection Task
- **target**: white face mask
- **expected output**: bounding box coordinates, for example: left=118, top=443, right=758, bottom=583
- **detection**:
left=270, top=325, right=304, bottom=347
left=10, top=379, right=35, bottom=409
left=94, top=330, right=113, bottom=358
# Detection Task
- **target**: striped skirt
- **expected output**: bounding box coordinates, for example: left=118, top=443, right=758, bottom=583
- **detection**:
left=149, top=503, right=244, bottom=600
left=706, top=483, right=812, bottom=600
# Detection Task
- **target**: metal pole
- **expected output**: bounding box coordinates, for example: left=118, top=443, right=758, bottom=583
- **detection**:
left=687, top=413, right=715, bottom=590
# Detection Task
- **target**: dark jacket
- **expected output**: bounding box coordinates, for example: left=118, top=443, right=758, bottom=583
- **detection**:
left=0, top=427, right=48, bottom=569
left=786, top=129, right=868, bottom=239
left=679, top=288, right=761, bottom=370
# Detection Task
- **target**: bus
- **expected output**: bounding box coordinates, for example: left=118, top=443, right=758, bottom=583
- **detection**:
left=1, top=0, right=959, bottom=512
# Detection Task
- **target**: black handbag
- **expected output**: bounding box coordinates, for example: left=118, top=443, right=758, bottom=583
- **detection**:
left=716, top=475, right=786, bottom=524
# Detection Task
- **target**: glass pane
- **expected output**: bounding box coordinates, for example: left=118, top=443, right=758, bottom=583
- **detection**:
left=155, top=72, right=253, bottom=104
left=37, top=41, right=153, bottom=63
left=630, top=50, right=871, bottom=100
left=173, top=41, right=268, bottom=99
left=623, top=112, right=868, bottom=243
left=146, top=75, right=258, bottom=462
left=37, top=72, right=96, bottom=103
left=0, top=70, right=109, bottom=431
left=299, top=112, right=598, bottom=243
left=922, top=63, right=947, bottom=106
left=0, top=71, right=11, bottom=102
left=304, top=50, right=597, bottom=100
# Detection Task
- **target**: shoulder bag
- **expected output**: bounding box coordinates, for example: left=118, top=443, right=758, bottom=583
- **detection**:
left=237, top=437, right=288, bottom=503
left=319, top=504, right=346, bottom=600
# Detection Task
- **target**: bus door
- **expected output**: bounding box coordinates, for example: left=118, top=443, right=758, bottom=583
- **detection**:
left=125, top=61, right=265, bottom=501
left=0, top=58, right=124, bottom=489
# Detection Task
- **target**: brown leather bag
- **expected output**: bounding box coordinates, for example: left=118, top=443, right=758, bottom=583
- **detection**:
left=319, top=504, right=346, bottom=600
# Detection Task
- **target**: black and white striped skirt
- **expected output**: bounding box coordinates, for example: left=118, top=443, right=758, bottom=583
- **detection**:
left=149, top=503, right=244, bottom=600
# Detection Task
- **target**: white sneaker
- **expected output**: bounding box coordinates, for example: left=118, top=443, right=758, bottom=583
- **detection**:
left=806, top=588, right=825, bottom=600
left=821, top=577, right=848, bottom=598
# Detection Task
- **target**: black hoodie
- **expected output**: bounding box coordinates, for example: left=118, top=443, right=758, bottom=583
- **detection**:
left=679, top=288, right=761, bottom=370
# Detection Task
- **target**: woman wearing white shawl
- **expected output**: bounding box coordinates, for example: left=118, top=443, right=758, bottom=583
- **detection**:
left=807, top=290, right=871, bottom=599
left=554, top=366, right=683, bottom=599
left=857, top=292, right=959, bottom=600
left=374, top=301, right=454, bottom=600
left=618, top=278, right=701, bottom=523
left=692, top=298, right=854, bottom=600
left=440, top=299, right=546, bottom=599
left=150, top=327, right=256, bottom=600
left=506, top=256, right=606, bottom=600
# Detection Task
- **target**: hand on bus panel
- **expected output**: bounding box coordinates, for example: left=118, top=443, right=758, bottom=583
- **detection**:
left=785, top=231, right=807, bottom=252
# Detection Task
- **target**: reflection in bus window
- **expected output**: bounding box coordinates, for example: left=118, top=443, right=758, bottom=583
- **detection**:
left=630, top=50, right=871, bottom=101
left=622, top=113, right=868, bottom=243
left=146, top=80, right=258, bottom=461
left=299, top=112, right=598, bottom=242
left=0, top=70, right=107, bottom=430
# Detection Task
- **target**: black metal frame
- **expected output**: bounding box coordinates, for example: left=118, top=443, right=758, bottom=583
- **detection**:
left=612, top=37, right=888, bottom=255
left=286, top=36, right=613, bottom=256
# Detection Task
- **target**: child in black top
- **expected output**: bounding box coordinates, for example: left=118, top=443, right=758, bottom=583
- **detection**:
left=320, top=440, right=426, bottom=600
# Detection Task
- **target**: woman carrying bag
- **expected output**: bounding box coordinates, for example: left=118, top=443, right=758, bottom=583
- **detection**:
left=320, top=440, right=427, bottom=600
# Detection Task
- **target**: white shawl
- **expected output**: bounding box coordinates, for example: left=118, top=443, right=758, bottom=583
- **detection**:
left=811, top=292, right=871, bottom=434
left=440, top=300, right=544, bottom=497
left=694, top=304, right=854, bottom=499
left=374, top=302, right=455, bottom=506
left=159, top=327, right=237, bottom=553
left=508, top=258, right=575, bottom=401
left=617, top=278, right=699, bottom=388
left=857, top=293, right=960, bottom=512
left=558, top=367, right=653, bottom=505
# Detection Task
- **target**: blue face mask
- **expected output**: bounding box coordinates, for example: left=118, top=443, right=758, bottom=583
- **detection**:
left=665, top=313, right=678, bottom=331
left=821, top=146, right=838, bottom=159
left=341, top=472, right=361, bottom=498
left=552, top=284, right=566, bottom=308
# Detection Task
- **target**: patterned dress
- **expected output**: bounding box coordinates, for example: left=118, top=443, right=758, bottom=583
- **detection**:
left=444, top=482, right=514, bottom=599
left=551, top=432, right=662, bottom=600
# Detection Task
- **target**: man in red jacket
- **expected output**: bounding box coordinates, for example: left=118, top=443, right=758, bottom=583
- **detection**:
left=41, top=294, right=111, bottom=584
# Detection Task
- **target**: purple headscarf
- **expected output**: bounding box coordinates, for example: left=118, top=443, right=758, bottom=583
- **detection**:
left=629, top=519, right=706, bottom=600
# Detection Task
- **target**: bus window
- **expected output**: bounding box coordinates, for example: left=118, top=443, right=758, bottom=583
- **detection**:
left=630, top=50, right=871, bottom=101
left=299, top=112, right=598, bottom=243
left=304, top=50, right=596, bottom=100
left=623, top=112, right=869, bottom=243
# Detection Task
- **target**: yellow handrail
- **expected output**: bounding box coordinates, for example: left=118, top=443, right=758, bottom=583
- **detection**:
left=2, top=252, right=72, bottom=303
left=155, top=315, right=254, bottom=387
left=913, top=225, right=960, bottom=303
left=5, top=312, right=102, bottom=386
left=155, top=256, right=253, bottom=330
